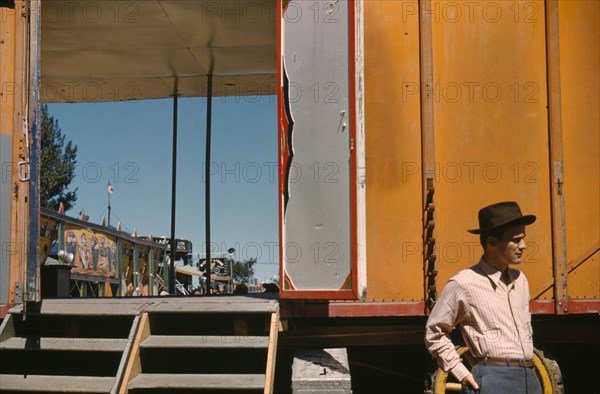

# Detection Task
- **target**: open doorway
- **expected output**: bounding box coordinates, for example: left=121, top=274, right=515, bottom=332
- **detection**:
left=40, top=0, right=279, bottom=297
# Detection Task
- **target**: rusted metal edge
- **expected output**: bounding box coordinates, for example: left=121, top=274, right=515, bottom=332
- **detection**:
left=419, top=0, right=437, bottom=313
left=530, top=299, right=600, bottom=315
left=532, top=242, right=600, bottom=300
left=545, top=0, right=569, bottom=314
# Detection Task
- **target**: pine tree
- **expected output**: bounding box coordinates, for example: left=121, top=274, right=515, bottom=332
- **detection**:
left=40, top=105, right=78, bottom=211
left=232, top=258, right=257, bottom=282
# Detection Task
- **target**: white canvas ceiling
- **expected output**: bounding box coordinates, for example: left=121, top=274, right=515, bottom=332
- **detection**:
left=41, top=0, right=277, bottom=102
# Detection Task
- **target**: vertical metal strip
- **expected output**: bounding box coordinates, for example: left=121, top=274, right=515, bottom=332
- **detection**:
left=205, top=74, right=213, bottom=294
left=545, top=0, right=568, bottom=314
left=347, top=0, right=358, bottom=297
left=277, top=0, right=285, bottom=295
left=117, top=238, right=123, bottom=296
left=133, top=243, right=139, bottom=291
left=419, top=0, right=437, bottom=313
left=148, top=246, right=154, bottom=296
left=26, top=0, right=41, bottom=302
left=57, top=220, right=64, bottom=251
left=0, top=0, right=16, bottom=307
left=169, top=93, right=178, bottom=294
left=354, top=0, right=367, bottom=299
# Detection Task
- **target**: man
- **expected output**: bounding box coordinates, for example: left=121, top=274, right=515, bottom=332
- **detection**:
left=425, top=201, right=542, bottom=394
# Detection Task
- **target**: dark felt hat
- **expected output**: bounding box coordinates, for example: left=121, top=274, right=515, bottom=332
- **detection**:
left=467, top=201, right=536, bottom=234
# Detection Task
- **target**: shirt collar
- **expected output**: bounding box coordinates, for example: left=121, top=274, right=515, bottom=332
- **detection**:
left=479, top=257, right=515, bottom=289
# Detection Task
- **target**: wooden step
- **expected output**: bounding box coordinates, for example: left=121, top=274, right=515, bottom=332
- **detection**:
left=9, top=297, right=278, bottom=316
left=140, top=335, right=269, bottom=349
left=0, top=337, right=127, bottom=352
left=0, top=374, right=114, bottom=393
left=128, top=373, right=265, bottom=390
left=147, top=298, right=279, bottom=314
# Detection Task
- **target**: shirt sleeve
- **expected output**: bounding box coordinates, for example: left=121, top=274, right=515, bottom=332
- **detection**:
left=424, top=279, right=471, bottom=382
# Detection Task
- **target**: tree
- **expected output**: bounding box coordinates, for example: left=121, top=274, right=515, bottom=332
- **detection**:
left=231, top=257, right=257, bottom=282
left=40, top=104, right=78, bottom=211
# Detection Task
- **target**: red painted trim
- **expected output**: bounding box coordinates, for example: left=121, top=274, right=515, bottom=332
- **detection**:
left=280, top=270, right=355, bottom=299
left=277, top=0, right=285, bottom=298
left=554, top=297, right=569, bottom=315
left=280, top=301, right=426, bottom=318
left=278, top=0, right=359, bottom=300
left=529, top=299, right=600, bottom=314
left=281, top=290, right=357, bottom=300
left=566, top=299, right=600, bottom=314
left=327, top=301, right=425, bottom=317
left=348, top=0, right=359, bottom=300
left=280, top=299, right=600, bottom=319
left=530, top=300, right=555, bottom=314
left=0, top=304, right=13, bottom=319
left=279, top=298, right=600, bottom=317
left=281, top=269, right=296, bottom=291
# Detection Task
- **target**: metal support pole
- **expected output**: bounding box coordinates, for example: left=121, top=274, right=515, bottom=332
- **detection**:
left=169, top=93, right=178, bottom=294
left=205, top=74, right=213, bottom=294
left=107, top=181, right=111, bottom=227
left=545, top=0, right=568, bottom=314
left=117, top=238, right=123, bottom=295
left=26, top=0, right=42, bottom=302
left=133, top=243, right=139, bottom=292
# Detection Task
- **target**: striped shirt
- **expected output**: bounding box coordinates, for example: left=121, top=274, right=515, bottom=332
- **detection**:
left=425, top=258, right=534, bottom=382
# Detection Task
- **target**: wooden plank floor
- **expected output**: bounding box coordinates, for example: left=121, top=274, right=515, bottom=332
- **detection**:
left=128, top=373, right=266, bottom=390
left=0, top=375, right=114, bottom=393
left=140, top=335, right=270, bottom=349
left=9, top=296, right=279, bottom=316
left=0, top=337, right=127, bottom=352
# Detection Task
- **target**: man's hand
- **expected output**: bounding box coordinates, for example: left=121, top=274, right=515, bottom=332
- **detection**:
left=462, top=373, right=480, bottom=390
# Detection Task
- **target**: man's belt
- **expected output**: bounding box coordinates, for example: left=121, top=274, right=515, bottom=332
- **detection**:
left=475, top=357, right=536, bottom=367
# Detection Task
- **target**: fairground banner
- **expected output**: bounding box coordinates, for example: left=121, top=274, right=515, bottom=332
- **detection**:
left=64, top=226, right=117, bottom=278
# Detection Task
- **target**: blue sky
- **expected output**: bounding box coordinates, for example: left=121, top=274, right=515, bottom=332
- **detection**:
left=47, top=96, right=279, bottom=282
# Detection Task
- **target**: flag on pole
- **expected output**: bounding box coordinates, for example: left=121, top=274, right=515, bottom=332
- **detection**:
left=108, top=182, right=114, bottom=194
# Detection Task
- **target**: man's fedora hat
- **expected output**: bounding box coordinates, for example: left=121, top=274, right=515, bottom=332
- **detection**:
left=468, top=201, right=536, bottom=234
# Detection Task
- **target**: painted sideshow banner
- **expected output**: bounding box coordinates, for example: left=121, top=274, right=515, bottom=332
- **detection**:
left=138, top=246, right=150, bottom=296
left=122, top=242, right=154, bottom=296
left=122, top=241, right=135, bottom=294
left=40, top=217, right=59, bottom=262
left=65, top=226, right=117, bottom=278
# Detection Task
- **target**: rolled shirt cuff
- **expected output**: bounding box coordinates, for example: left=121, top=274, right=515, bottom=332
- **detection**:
left=450, top=362, right=471, bottom=383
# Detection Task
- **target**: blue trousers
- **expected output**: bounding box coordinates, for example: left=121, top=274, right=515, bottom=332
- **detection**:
left=462, top=363, right=542, bottom=394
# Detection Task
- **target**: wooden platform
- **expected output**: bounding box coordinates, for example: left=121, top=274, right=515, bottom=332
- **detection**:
left=128, top=373, right=266, bottom=390
left=9, top=296, right=279, bottom=316
left=2, top=297, right=280, bottom=393
left=0, top=375, right=115, bottom=393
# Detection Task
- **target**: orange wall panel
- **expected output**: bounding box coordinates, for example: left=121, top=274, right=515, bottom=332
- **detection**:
left=430, top=0, right=553, bottom=297
left=559, top=0, right=600, bottom=299
left=364, top=1, right=424, bottom=301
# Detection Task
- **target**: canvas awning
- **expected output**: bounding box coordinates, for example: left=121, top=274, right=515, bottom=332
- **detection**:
left=175, top=265, right=231, bottom=283
left=175, top=265, right=204, bottom=278
left=41, top=0, right=277, bottom=102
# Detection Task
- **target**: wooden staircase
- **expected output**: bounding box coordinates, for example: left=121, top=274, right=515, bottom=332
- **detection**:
left=0, top=297, right=279, bottom=393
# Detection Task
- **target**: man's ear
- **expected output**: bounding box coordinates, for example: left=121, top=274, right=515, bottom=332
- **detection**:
left=487, top=236, right=498, bottom=248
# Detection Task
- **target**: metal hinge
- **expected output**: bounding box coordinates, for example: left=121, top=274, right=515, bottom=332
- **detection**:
left=556, top=178, right=563, bottom=195
left=357, top=166, right=366, bottom=186
left=21, top=0, right=29, bottom=18
left=424, top=178, right=437, bottom=311
left=14, top=282, right=23, bottom=304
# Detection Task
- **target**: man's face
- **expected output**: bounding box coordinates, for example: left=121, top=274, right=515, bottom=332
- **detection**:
left=495, top=224, right=527, bottom=266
